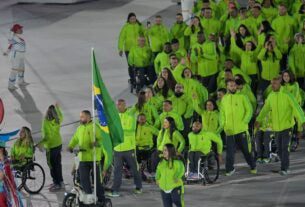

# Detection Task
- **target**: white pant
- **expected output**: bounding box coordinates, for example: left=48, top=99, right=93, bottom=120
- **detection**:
left=8, top=70, right=25, bottom=87
left=10, top=51, right=25, bottom=70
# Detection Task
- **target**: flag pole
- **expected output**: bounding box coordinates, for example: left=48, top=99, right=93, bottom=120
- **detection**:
left=91, top=48, right=97, bottom=204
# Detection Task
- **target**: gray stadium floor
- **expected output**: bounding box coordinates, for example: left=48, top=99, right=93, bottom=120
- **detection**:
left=0, top=0, right=304, bottom=206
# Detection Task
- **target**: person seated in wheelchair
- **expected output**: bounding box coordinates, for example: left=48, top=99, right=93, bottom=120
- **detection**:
left=10, top=127, right=34, bottom=170
left=187, top=121, right=223, bottom=180
left=135, top=114, right=159, bottom=177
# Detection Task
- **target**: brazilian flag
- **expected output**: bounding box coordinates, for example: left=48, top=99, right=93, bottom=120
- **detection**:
left=92, top=49, right=124, bottom=170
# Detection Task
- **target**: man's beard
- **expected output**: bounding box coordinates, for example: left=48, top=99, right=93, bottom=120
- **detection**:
left=228, top=89, right=236, bottom=94
left=193, top=130, right=201, bottom=134
left=80, top=120, right=88, bottom=125
left=175, top=92, right=184, bottom=97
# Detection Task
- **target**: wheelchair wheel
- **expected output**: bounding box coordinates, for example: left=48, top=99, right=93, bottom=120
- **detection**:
left=62, top=193, right=77, bottom=207
left=22, top=162, right=45, bottom=194
left=204, top=153, right=219, bottom=184
left=103, top=198, right=112, bottom=207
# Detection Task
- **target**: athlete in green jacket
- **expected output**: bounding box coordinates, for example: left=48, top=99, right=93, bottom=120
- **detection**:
left=193, top=97, right=223, bottom=134
left=136, top=114, right=159, bottom=150
left=39, top=103, right=64, bottom=191
left=288, top=33, right=305, bottom=88
left=156, top=144, right=185, bottom=207
left=118, top=13, right=145, bottom=54
left=170, top=13, right=188, bottom=50
left=190, top=32, right=218, bottom=80
left=271, top=4, right=296, bottom=53
left=169, top=83, right=193, bottom=119
left=187, top=121, right=223, bottom=177
left=147, top=15, right=170, bottom=53
left=154, top=43, right=172, bottom=75
left=154, top=100, right=184, bottom=131
left=68, top=110, right=105, bottom=202
left=181, top=68, right=209, bottom=106
left=256, top=77, right=305, bottom=175
left=11, top=127, right=34, bottom=166
left=157, top=117, right=185, bottom=154
left=220, top=79, right=256, bottom=175
left=184, top=16, right=203, bottom=48
left=128, top=36, right=152, bottom=68
left=108, top=99, right=142, bottom=197
left=200, top=8, right=221, bottom=39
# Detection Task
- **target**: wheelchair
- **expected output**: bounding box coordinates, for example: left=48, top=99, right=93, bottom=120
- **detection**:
left=13, top=157, right=45, bottom=194
left=185, top=151, right=220, bottom=185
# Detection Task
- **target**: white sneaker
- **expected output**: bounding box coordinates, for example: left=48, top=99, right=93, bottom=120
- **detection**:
left=191, top=173, right=199, bottom=179
left=8, top=85, right=18, bottom=90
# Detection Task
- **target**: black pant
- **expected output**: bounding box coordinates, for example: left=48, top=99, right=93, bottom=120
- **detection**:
left=188, top=151, right=203, bottom=173
left=136, top=149, right=153, bottom=172
left=112, top=150, right=142, bottom=192
left=258, top=78, right=270, bottom=94
left=125, top=52, right=133, bottom=83
left=79, top=161, right=105, bottom=202
left=275, top=129, right=292, bottom=171
left=249, top=74, right=258, bottom=95
left=226, top=132, right=256, bottom=172
left=47, top=145, right=63, bottom=185
left=134, top=67, right=147, bottom=88
left=151, top=150, right=162, bottom=173
left=161, top=186, right=184, bottom=207
left=297, top=78, right=305, bottom=91
left=280, top=53, right=288, bottom=71
left=255, top=130, right=272, bottom=159
left=201, top=73, right=217, bottom=93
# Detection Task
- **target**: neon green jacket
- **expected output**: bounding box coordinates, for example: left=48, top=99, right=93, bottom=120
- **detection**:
left=40, top=106, right=63, bottom=149
left=157, top=129, right=185, bottom=153
left=154, top=111, right=184, bottom=131
left=168, top=63, right=187, bottom=83
left=188, top=131, right=223, bottom=155
left=156, top=159, right=185, bottom=192
left=136, top=123, right=159, bottom=150
left=230, top=37, right=259, bottom=75
left=128, top=45, right=152, bottom=67
left=238, top=84, right=257, bottom=112
left=288, top=43, right=305, bottom=78
left=114, top=109, right=136, bottom=152
left=190, top=41, right=218, bottom=77
left=224, top=16, right=240, bottom=37
left=245, top=15, right=264, bottom=38
left=147, top=96, right=163, bottom=113
left=193, top=99, right=222, bottom=134
left=11, top=139, right=34, bottom=164
left=282, top=83, right=302, bottom=105
left=257, top=47, right=282, bottom=81
left=220, top=93, right=253, bottom=136
left=147, top=24, right=170, bottom=52
left=169, top=94, right=194, bottom=119
left=131, top=102, right=159, bottom=125
left=217, top=67, right=251, bottom=89
left=118, top=23, right=145, bottom=52
left=170, top=22, right=188, bottom=49
left=173, top=48, right=187, bottom=61
left=271, top=15, right=296, bottom=52
left=184, top=25, right=202, bottom=47
left=69, top=121, right=103, bottom=162
left=200, top=17, right=221, bottom=39
left=181, top=78, right=208, bottom=107
left=262, top=7, right=278, bottom=23
left=154, top=51, right=170, bottom=75
left=257, top=89, right=305, bottom=132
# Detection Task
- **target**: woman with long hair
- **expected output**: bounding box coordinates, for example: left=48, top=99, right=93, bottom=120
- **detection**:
left=157, top=117, right=185, bottom=155
left=38, top=103, right=64, bottom=192
left=118, top=13, right=145, bottom=85
left=160, top=68, right=177, bottom=91
left=154, top=77, right=173, bottom=101
left=10, top=126, right=34, bottom=167
left=145, top=86, right=163, bottom=113
left=184, top=16, right=203, bottom=48
left=257, top=20, right=275, bottom=50
left=156, top=143, right=185, bottom=207
left=132, top=91, right=159, bottom=125
left=281, top=70, right=302, bottom=105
